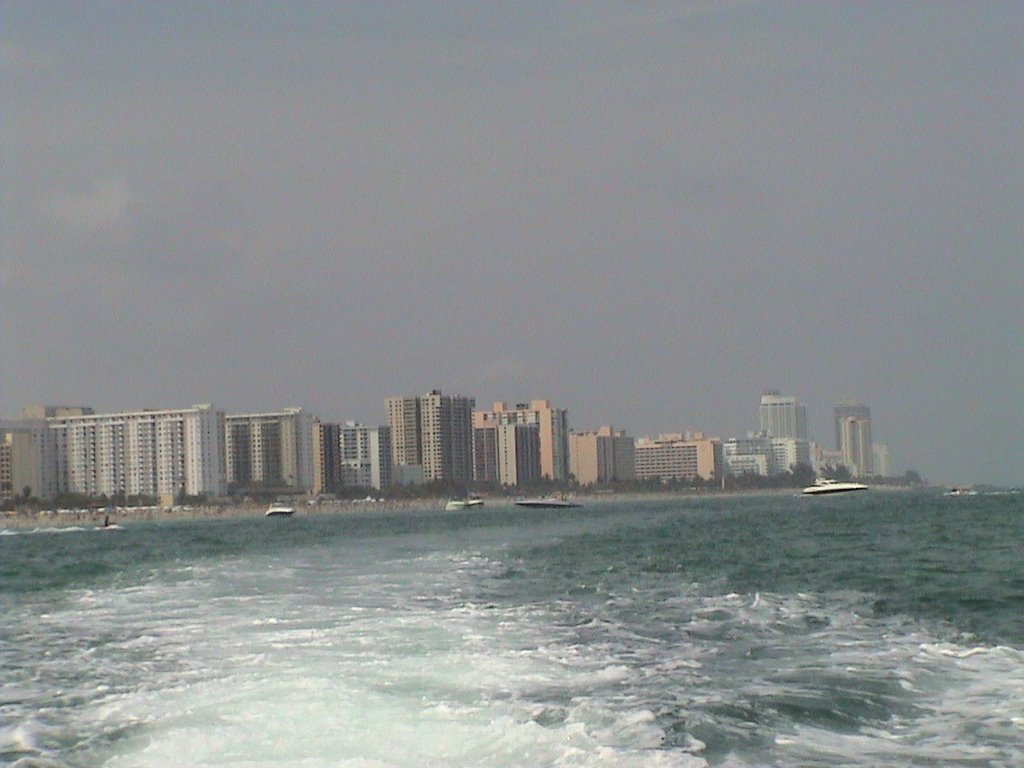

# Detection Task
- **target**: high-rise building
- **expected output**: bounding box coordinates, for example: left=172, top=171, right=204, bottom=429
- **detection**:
left=759, top=392, right=808, bottom=440
left=834, top=399, right=871, bottom=452
left=722, top=434, right=773, bottom=477
left=770, top=437, right=811, bottom=473
left=47, top=404, right=226, bottom=500
left=834, top=399, right=873, bottom=477
left=722, top=433, right=810, bottom=477
left=474, top=421, right=525, bottom=486
left=634, top=432, right=721, bottom=482
left=838, top=416, right=873, bottom=477
left=385, top=391, right=475, bottom=484
left=873, top=443, right=892, bottom=478
left=569, top=426, right=635, bottom=485
left=0, top=418, right=60, bottom=501
left=323, top=422, right=392, bottom=490
left=472, top=400, right=569, bottom=482
left=225, top=408, right=315, bottom=492
left=386, top=396, right=422, bottom=469
left=496, top=423, right=541, bottom=486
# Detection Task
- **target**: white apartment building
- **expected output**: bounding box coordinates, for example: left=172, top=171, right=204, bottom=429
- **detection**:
left=770, top=437, right=812, bottom=473
left=48, top=404, right=226, bottom=499
left=873, top=443, right=892, bottom=478
left=839, top=416, right=874, bottom=477
left=723, top=434, right=810, bottom=477
left=634, top=433, right=721, bottom=482
left=319, top=422, right=392, bottom=491
left=759, top=392, right=808, bottom=440
left=225, top=408, right=315, bottom=492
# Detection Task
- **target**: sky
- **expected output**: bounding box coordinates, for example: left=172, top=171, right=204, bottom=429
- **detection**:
left=2, top=2, right=1022, bottom=486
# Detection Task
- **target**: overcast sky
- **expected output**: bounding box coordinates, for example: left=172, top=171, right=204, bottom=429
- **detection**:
left=2, top=2, right=1022, bottom=485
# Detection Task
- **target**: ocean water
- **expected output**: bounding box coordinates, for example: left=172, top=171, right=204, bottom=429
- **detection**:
left=2, top=490, right=1023, bottom=767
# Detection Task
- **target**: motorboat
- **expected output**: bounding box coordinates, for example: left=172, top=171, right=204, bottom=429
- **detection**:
left=265, top=500, right=296, bottom=517
left=445, top=497, right=485, bottom=511
left=801, top=478, right=868, bottom=495
left=945, top=487, right=978, bottom=496
left=514, top=497, right=582, bottom=509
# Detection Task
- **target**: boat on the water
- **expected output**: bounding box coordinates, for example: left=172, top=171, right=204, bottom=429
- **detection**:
left=945, top=486, right=978, bottom=496
left=265, top=500, right=296, bottom=517
left=514, top=497, right=582, bottom=509
left=445, top=497, right=484, bottom=511
left=801, top=478, right=868, bottom=495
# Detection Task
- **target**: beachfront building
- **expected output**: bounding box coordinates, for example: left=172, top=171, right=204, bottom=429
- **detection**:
left=723, top=433, right=811, bottom=477
left=46, top=404, right=226, bottom=500
left=0, top=419, right=61, bottom=501
left=634, top=432, right=721, bottom=483
left=317, top=421, right=392, bottom=491
left=473, top=421, right=541, bottom=486
left=569, top=426, right=635, bottom=485
left=472, top=400, right=569, bottom=481
left=759, top=392, right=808, bottom=440
left=838, top=415, right=874, bottom=477
left=873, top=443, right=892, bottom=478
left=834, top=399, right=873, bottom=476
left=722, top=435, right=772, bottom=477
left=385, top=390, right=475, bottom=484
left=770, top=437, right=811, bottom=473
left=225, top=408, right=315, bottom=493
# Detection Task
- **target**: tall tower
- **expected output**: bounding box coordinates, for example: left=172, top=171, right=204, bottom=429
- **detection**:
left=472, top=400, right=569, bottom=481
left=386, top=390, right=475, bottom=484
left=834, top=399, right=871, bottom=452
left=386, top=396, right=421, bottom=468
left=835, top=399, right=873, bottom=477
left=759, top=391, right=808, bottom=440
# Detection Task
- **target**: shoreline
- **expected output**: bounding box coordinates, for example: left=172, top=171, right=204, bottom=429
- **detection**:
left=0, top=485, right=925, bottom=530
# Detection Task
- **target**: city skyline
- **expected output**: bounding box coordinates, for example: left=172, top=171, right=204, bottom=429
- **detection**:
left=3, top=4, right=1021, bottom=486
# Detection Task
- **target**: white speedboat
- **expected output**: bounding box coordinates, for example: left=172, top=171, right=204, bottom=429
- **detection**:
left=514, top=497, right=582, bottom=509
left=265, top=501, right=296, bottom=517
left=802, top=478, right=868, bottom=495
left=445, top=497, right=484, bottom=511
left=945, top=487, right=978, bottom=496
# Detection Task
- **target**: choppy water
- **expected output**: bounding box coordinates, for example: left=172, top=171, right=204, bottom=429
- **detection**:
left=2, top=490, right=1023, bottom=767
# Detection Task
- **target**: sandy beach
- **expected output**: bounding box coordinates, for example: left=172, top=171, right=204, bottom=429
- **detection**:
left=0, top=487, right=831, bottom=530
left=0, top=498, right=454, bottom=530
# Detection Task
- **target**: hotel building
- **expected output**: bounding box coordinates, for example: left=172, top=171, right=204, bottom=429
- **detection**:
left=722, top=434, right=810, bottom=477
left=472, top=400, right=569, bottom=481
left=385, top=391, right=475, bottom=484
left=634, top=432, right=721, bottom=483
left=47, top=404, right=226, bottom=499
left=759, top=392, right=808, bottom=440
left=1, top=419, right=61, bottom=501
left=472, top=400, right=568, bottom=486
left=318, top=422, right=392, bottom=491
left=838, top=415, right=874, bottom=477
left=473, top=421, right=541, bottom=486
left=833, top=399, right=873, bottom=476
left=569, top=426, right=635, bottom=485
left=225, top=408, right=315, bottom=493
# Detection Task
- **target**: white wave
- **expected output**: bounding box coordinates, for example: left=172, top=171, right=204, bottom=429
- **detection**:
left=6, top=526, right=1024, bottom=768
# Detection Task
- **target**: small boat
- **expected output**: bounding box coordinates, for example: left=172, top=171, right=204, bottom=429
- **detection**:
left=801, top=478, right=868, bottom=495
left=445, top=497, right=484, bottom=511
left=265, top=500, right=296, bottom=517
left=514, top=497, right=582, bottom=509
left=945, top=487, right=978, bottom=496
